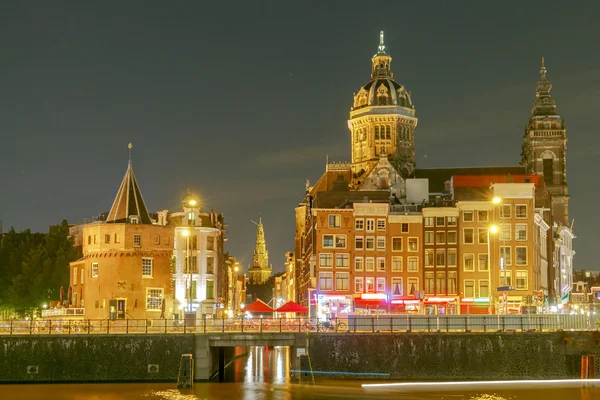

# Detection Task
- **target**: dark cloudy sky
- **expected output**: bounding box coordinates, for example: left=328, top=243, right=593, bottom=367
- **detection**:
left=1, top=1, right=599, bottom=272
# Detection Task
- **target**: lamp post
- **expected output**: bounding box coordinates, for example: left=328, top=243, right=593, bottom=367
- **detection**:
left=182, top=229, right=191, bottom=313
left=233, top=265, right=239, bottom=316
left=492, top=195, right=508, bottom=314
left=182, top=194, right=197, bottom=315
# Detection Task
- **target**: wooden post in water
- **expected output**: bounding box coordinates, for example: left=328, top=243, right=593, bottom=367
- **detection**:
left=177, top=354, right=194, bottom=388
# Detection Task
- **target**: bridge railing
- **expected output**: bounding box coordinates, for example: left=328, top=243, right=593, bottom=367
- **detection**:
left=0, top=314, right=594, bottom=335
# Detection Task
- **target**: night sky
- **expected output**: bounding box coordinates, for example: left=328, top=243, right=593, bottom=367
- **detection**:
left=2, top=2, right=599, bottom=273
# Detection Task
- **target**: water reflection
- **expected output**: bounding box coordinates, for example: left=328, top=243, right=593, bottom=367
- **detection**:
left=232, top=346, right=289, bottom=385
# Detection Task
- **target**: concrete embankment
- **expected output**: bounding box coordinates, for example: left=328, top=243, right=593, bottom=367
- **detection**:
left=308, top=332, right=600, bottom=380
left=1, top=332, right=599, bottom=383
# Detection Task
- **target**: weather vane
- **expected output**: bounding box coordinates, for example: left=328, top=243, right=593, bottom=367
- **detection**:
left=128, top=142, right=133, bottom=165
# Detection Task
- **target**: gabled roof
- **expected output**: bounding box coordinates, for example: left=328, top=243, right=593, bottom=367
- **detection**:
left=106, top=163, right=152, bottom=224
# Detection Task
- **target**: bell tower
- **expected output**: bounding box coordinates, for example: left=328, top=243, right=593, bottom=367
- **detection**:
left=521, top=58, right=569, bottom=225
left=349, top=31, right=418, bottom=179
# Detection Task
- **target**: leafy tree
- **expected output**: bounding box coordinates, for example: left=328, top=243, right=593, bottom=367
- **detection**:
left=0, top=221, right=80, bottom=317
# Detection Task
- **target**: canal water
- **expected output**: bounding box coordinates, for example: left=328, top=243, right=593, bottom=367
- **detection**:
left=2, top=346, right=599, bottom=400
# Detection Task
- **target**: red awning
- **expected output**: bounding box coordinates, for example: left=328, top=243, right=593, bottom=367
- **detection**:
left=244, top=299, right=274, bottom=313
left=276, top=301, right=308, bottom=313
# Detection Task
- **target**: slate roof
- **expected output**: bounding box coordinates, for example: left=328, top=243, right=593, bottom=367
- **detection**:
left=105, top=163, right=152, bottom=224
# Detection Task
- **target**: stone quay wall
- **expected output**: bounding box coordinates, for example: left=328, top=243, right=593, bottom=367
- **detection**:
left=308, top=332, right=600, bottom=380
left=2, top=332, right=600, bottom=383
left=0, top=335, right=195, bottom=383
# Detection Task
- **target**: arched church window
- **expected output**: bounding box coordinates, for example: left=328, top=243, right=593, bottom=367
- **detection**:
left=375, top=126, right=380, bottom=140
left=542, top=153, right=555, bottom=185
left=386, top=125, right=391, bottom=139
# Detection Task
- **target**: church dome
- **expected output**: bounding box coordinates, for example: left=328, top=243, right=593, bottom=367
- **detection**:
left=352, top=32, right=414, bottom=111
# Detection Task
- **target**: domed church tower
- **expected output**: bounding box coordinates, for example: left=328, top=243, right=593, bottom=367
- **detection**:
left=521, top=58, right=569, bottom=226
left=349, top=31, right=418, bottom=179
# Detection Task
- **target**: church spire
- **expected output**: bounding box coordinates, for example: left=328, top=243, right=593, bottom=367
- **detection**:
left=532, top=56, right=558, bottom=117
left=377, top=30, right=387, bottom=55
left=371, top=30, right=393, bottom=79
left=106, top=143, right=152, bottom=224
left=249, top=217, right=271, bottom=284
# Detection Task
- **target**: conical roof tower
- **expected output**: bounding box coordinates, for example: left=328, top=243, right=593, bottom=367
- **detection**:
left=105, top=143, right=152, bottom=224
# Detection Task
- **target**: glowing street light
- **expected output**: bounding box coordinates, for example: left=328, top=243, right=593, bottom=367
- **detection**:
left=188, top=199, right=197, bottom=206
left=492, top=196, right=502, bottom=204
left=489, top=225, right=499, bottom=234
left=182, top=229, right=189, bottom=237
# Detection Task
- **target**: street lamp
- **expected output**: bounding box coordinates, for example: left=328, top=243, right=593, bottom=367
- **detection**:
left=233, top=265, right=239, bottom=315
left=182, top=229, right=192, bottom=313
left=488, top=225, right=498, bottom=315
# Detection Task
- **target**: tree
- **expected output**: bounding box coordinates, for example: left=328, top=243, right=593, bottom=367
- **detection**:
left=0, top=221, right=80, bottom=317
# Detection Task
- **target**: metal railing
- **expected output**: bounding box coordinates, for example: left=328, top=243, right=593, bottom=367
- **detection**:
left=41, top=308, right=85, bottom=317
left=0, top=314, right=595, bottom=335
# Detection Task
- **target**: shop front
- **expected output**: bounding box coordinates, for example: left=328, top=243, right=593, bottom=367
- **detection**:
left=389, top=298, right=421, bottom=314
left=316, top=294, right=352, bottom=320
left=460, top=297, right=494, bottom=314
left=353, top=293, right=389, bottom=314
left=424, top=297, right=458, bottom=315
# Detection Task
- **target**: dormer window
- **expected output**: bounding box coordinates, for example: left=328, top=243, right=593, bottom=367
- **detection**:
left=130, top=215, right=139, bottom=224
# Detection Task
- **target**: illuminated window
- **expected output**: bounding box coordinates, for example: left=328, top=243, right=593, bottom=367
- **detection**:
left=365, top=257, right=375, bottom=271
left=376, top=257, right=385, bottom=272
left=323, top=235, right=334, bottom=248
left=447, top=216, right=457, bottom=227
left=366, top=219, right=375, bottom=232
left=73, top=267, right=78, bottom=285
left=146, top=288, right=163, bottom=310
left=319, top=272, right=333, bottom=291
left=392, top=256, right=402, bottom=272
left=319, top=253, right=333, bottom=268
left=425, top=272, right=434, bottom=294
left=425, top=249, right=434, bottom=268
left=479, top=280, right=489, bottom=297
left=336, top=273, right=349, bottom=291
left=408, top=237, right=418, bottom=251
left=516, top=247, right=527, bottom=266
left=463, top=211, right=473, bottom=222
left=133, top=234, right=141, bottom=247
left=500, top=246, right=512, bottom=266
left=424, top=231, right=434, bottom=245
left=447, top=272, right=457, bottom=294
left=329, top=214, right=341, bottom=228
left=515, top=224, right=527, bottom=241
left=447, top=231, right=457, bottom=244
left=377, top=219, right=386, bottom=230
left=336, top=254, right=349, bottom=268
left=515, top=205, right=527, bottom=219
left=463, top=254, right=474, bottom=272
left=478, top=210, right=489, bottom=222
left=392, top=278, right=403, bottom=296
left=447, top=249, right=457, bottom=267
left=92, top=262, right=99, bottom=278
left=354, top=257, right=364, bottom=271
left=376, top=237, right=386, bottom=250
left=355, top=277, right=364, bottom=293
left=366, top=237, right=375, bottom=250
left=516, top=271, right=528, bottom=290
left=365, top=277, right=375, bottom=292
left=142, top=258, right=153, bottom=277
left=424, top=217, right=434, bottom=227
left=464, top=280, right=475, bottom=297
left=376, top=277, right=385, bottom=292
left=500, top=204, right=511, bottom=219
left=478, top=228, right=488, bottom=244
left=436, top=217, right=445, bottom=227
left=478, top=254, right=488, bottom=271
left=355, top=218, right=364, bottom=230
left=407, top=257, right=418, bottom=272
left=436, top=249, right=445, bottom=267
left=436, top=231, right=445, bottom=244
